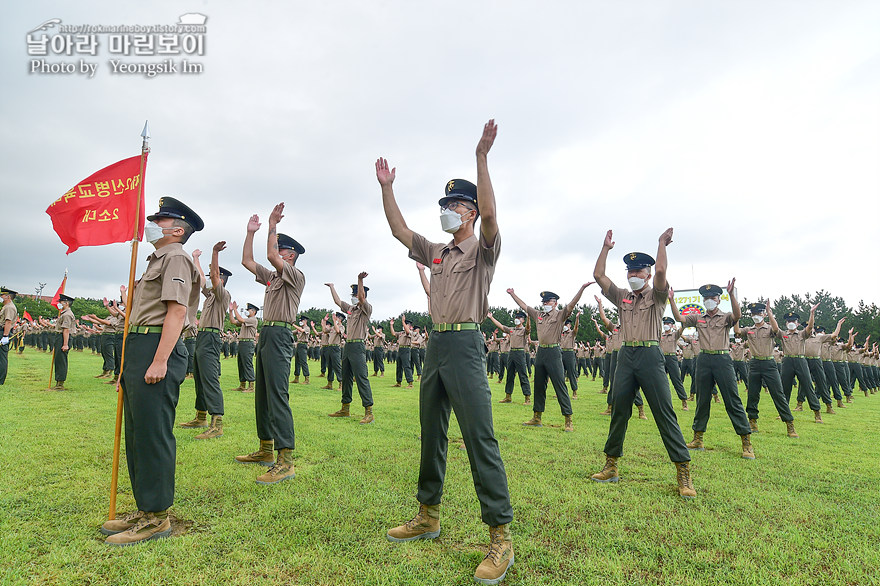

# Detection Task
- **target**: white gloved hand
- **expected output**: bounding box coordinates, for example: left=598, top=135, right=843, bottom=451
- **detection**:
left=0, top=337, right=9, bottom=345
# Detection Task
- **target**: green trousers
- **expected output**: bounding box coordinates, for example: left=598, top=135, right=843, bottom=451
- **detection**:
left=562, top=349, right=579, bottom=391
left=691, top=353, right=750, bottom=435
left=254, top=325, right=296, bottom=450
left=417, top=330, right=512, bottom=526
left=237, top=340, right=256, bottom=382
left=121, top=333, right=187, bottom=512
left=782, top=356, right=820, bottom=411
left=533, top=346, right=572, bottom=416
left=503, top=349, right=531, bottom=397
left=294, top=342, right=310, bottom=377
left=194, top=330, right=224, bottom=415
left=342, top=341, right=373, bottom=407
left=396, top=347, right=413, bottom=384
left=0, top=340, right=9, bottom=384
left=101, top=333, right=116, bottom=372
left=53, top=333, right=69, bottom=382
left=746, top=358, right=793, bottom=422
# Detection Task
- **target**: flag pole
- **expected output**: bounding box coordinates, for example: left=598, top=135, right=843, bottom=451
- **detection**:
left=108, top=121, right=149, bottom=520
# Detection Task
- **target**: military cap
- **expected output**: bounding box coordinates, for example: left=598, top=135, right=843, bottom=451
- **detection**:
left=147, top=196, right=204, bottom=232
left=439, top=179, right=478, bottom=210
left=209, top=265, right=233, bottom=277
left=800, top=321, right=808, bottom=328
left=663, top=317, right=675, bottom=324
left=58, top=293, right=75, bottom=303
left=815, top=325, right=826, bottom=333
left=246, top=303, right=259, bottom=312
left=838, top=336, right=848, bottom=343
left=350, top=284, right=370, bottom=296
left=748, top=302, right=766, bottom=313
left=699, top=284, right=723, bottom=298
left=564, top=318, right=573, bottom=325
left=277, top=233, right=305, bottom=254
left=1, top=287, right=17, bottom=298
left=513, top=310, right=526, bottom=319
left=623, top=252, right=655, bottom=270
left=335, top=312, right=346, bottom=320
left=540, top=291, right=560, bottom=302
left=404, top=319, right=413, bottom=325
left=298, top=315, right=309, bottom=322
left=783, top=312, right=800, bottom=321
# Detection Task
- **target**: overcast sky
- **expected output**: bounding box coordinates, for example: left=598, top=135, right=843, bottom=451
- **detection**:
left=2, top=1, right=878, bottom=320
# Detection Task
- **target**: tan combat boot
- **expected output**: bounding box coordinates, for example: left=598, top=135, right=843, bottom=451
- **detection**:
left=688, top=393, right=695, bottom=402
left=100, top=510, right=145, bottom=536
left=524, top=396, right=531, bottom=405
left=591, top=455, right=619, bottom=483
left=686, top=431, right=704, bottom=451
left=179, top=410, right=208, bottom=428
left=521, top=411, right=542, bottom=427
left=600, top=405, right=612, bottom=416
left=794, top=401, right=804, bottom=411
left=786, top=420, right=799, bottom=438
left=255, top=448, right=295, bottom=484
left=328, top=403, right=351, bottom=417
left=106, top=375, right=118, bottom=385
left=359, top=406, right=374, bottom=425
left=741, top=434, right=756, bottom=459
left=95, top=371, right=110, bottom=379
left=564, top=414, right=573, bottom=433
left=474, top=524, right=514, bottom=585
left=572, top=391, right=578, bottom=400
left=386, top=503, right=441, bottom=542
left=637, top=405, right=648, bottom=420
left=230, top=382, right=246, bottom=392
left=682, top=399, right=689, bottom=411
left=195, top=415, right=223, bottom=439
left=813, top=410, right=824, bottom=423
left=749, top=418, right=759, bottom=433
left=53, top=382, right=65, bottom=391
left=675, top=461, right=696, bottom=499
left=846, top=395, right=852, bottom=403
left=322, top=383, right=334, bottom=390
left=235, top=439, right=275, bottom=466
left=713, top=394, right=720, bottom=404
left=104, top=511, right=171, bottom=546
left=292, top=376, right=300, bottom=384
left=244, top=381, right=255, bottom=393
left=303, top=376, right=309, bottom=384
left=499, top=394, right=512, bottom=403
left=837, top=398, right=845, bottom=408
left=825, top=403, right=836, bottom=415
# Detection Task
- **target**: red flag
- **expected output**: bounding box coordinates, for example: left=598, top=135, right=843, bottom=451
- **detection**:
left=23, top=311, right=33, bottom=323
left=50, top=273, right=67, bottom=309
left=46, top=155, right=147, bottom=254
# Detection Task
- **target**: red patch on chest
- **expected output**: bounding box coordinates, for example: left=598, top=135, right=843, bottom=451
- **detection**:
left=432, top=258, right=441, bottom=264
left=698, top=320, right=706, bottom=323
left=622, top=299, right=633, bottom=304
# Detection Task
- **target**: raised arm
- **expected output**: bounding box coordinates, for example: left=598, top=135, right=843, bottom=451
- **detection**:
left=668, top=288, right=684, bottom=323
left=487, top=311, right=511, bottom=333
left=572, top=309, right=582, bottom=336
left=727, top=278, right=741, bottom=321
left=266, top=203, right=286, bottom=273
left=416, top=262, right=430, bottom=297
left=766, top=302, right=780, bottom=335
left=568, top=282, right=594, bottom=310
left=389, top=318, right=398, bottom=337
left=210, top=241, right=226, bottom=290
left=376, top=158, right=414, bottom=249
left=357, top=272, right=368, bottom=305
left=325, top=282, right=343, bottom=310
left=593, top=230, right=614, bottom=292
left=475, top=119, right=498, bottom=247
left=594, top=295, right=612, bottom=330
left=805, top=303, right=818, bottom=336
left=230, top=302, right=244, bottom=324
left=654, top=227, right=673, bottom=292
left=191, top=249, right=206, bottom=288
left=506, top=288, right=529, bottom=312
left=829, top=317, right=845, bottom=340
left=242, top=215, right=261, bottom=275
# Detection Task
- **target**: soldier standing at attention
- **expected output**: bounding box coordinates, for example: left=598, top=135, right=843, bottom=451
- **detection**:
left=670, top=283, right=756, bottom=459
left=487, top=310, right=532, bottom=405
left=99, top=196, right=202, bottom=545
left=229, top=302, right=259, bottom=392
left=52, top=294, right=77, bottom=391
left=234, top=204, right=306, bottom=485
left=292, top=313, right=311, bottom=384
left=325, top=275, right=375, bottom=424
left=0, top=288, right=18, bottom=385
left=589, top=229, right=695, bottom=499
left=181, top=242, right=231, bottom=439
left=371, top=325, right=386, bottom=376
left=377, top=120, right=515, bottom=585
left=660, top=317, right=689, bottom=411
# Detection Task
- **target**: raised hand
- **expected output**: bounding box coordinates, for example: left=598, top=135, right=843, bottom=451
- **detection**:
left=659, top=227, right=674, bottom=246
left=247, top=214, right=261, bottom=233
left=726, top=278, right=736, bottom=295
left=324, top=282, right=334, bottom=288
left=476, top=119, right=497, bottom=156
left=231, top=301, right=238, bottom=310
left=192, top=249, right=202, bottom=259
left=375, top=158, right=396, bottom=186
left=269, top=203, right=285, bottom=225
left=358, top=271, right=368, bottom=280
left=668, top=288, right=675, bottom=301
left=416, top=262, right=426, bottom=270
left=810, top=303, right=819, bottom=313
left=603, top=230, right=615, bottom=250
left=506, top=288, right=514, bottom=295
left=213, top=241, right=227, bottom=253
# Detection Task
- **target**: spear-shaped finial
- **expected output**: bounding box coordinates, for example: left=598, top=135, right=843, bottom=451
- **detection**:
left=141, top=120, right=150, bottom=140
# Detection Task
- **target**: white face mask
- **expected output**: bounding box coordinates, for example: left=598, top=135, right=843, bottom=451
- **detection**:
left=627, top=276, right=647, bottom=291
left=542, top=304, right=554, bottom=312
left=144, top=220, right=165, bottom=244
left=514, top=318, right=522, bottom=325
left=563, top=325, right=570, bottom=332
left=350, top=296, right=359, bottom=305
left=752, top=315, right=764, bottom=323
left=735, top=338, right=741, bottom=343
left=440, top=208, right=467, bottom=233
left=663, top=324, right=672, bottom=332
left=786, top=322, right=798, bottom=331
left=704, top=299, right=718, bottom=312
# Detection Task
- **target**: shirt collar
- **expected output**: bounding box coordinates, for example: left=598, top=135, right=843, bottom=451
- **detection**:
left=147, top=242, right=183, bottom=261
left=445, top=234, right=478, bottom=254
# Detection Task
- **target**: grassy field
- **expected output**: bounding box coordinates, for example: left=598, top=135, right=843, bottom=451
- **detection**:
left=1, top=348, right=879, bottom=586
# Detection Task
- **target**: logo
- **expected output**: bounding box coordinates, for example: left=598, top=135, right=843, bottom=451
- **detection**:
left=680, top=303, right=704, bottom=316
left=629, top=253, right=637, bottom=260
left=446, top=180, right=455, bottom=192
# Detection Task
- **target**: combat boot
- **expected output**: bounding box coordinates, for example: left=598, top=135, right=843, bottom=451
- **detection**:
left=292, top=376, right=299, bottom=384
left=303, top=376, right=309, bottom=384
left=53, top=382, right=65, bottom=391
left=794, top=401, right=803, bottom=411
left=106, top=375, right=118, bottom=385
left=195, top=415, right=223, bottom=439
left=179, top=410, right=208, bottom=428
left=846, top=395, right=852, bottom=403
left=682, top=399, right=689, bottom=411
left=600, top=405, right=612, bottom=416
left=713, top=394, right=720, bottom=404
left=244, top=381, right=255, bottom=393
left=741, top=434, right=755, bottom=459
left=322, top=383, right=334, bottom=390
left=255, top=448, right=295, bottom=484
left=95, top=370, right=110, bottom=378
left=499, top=394, right=512, bottom=403
left=100, top=510, right=144, bottom=536
left=104, top=511, right=171, bottom=546
left=235, top=439, right=275, bottom=466
left=688, top=393, right=695, bottom=401
left=675, top=461, right=696, bottom=499
left=474, top=524, right=514, bottom=585
left=749, top=418, right=759, bottom=433
left=786, top=420, right=799, bottom=438
left=230, top=382, right=246, bottom=391
left=359, top=406, right=374, bottom=425
left=637, top=405, right=648, bottom=420
left=386, top=503, right=441, bottom=542
left=572, top=390, right=578, bottom=399
left=686, top=431, right=704, bottom=451
left=328, top=403, right=351, bottom=417
left=825, top=403, right=836, bottom=414
left=521, top=411, right=542, bottom=427
left=813, top=410, right=823, bottom=423
left=590, top=455, right=619, bottom=483
left=837, top=398, right=845, bottom=408
left=524, top=396, right=531, bottom=405
left=564, top=414, right=573, bottom=433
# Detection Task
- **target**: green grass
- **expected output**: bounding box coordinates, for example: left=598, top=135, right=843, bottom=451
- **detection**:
left=1, top=349, right=879, bottom=585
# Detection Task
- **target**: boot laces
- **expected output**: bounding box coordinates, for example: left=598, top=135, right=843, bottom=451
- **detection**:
left=484, top=529, right=505, bottom=563
left=677, top=464, right=691, bottom=485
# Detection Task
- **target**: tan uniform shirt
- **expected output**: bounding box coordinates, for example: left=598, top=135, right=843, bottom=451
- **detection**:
left=253, top=261, right=306, bottom=324
left=396, top=329, right=412, bottom=347
left=199, top=280, right=230, bottom=330
left=602, top=282, right=668, bottom=343
left=526, top=305, right=574, bottom=345
left=238, top=315, right=258, bottom=339
left=373, top=331, right=385, bottom=348
left=411, top=332, right=424, bottom=348
left=660, top=329, right=681, bottom=354
left=499, top=335, right=511, bottom=352
left=130, top=243, right=199, bottom=329
left=778, top=328, right=809, bottom=356
left=340, top=299, right=372, bottom=340
left=741, top=323, right=777, bottom=358
left=2, top=302, right=19, bottom=328
left=682, top=311, right=736, bottom=352
left=610, top=329, right=622, bottom=351
left=328, top=324, right=345, bottom=345
left=561, top=328, right=576, bottom=350
left=730, top=342, right=746, bottom=360
left=408, top=231, right=499, bottom=325
left=487, top=338, right=498, bottom=352
left=804, top=333, right=833, bottom=358
left=508, top=326, right=529, bottom=349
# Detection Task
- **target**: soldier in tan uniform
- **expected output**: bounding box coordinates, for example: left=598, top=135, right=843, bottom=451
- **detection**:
left=389, top=315, right=414, bottom=388
left=377, top=120, right=514, bottom=584
left=100, top=196, right=202, bottom=545
left=589, top=230, right=695, bottom=499
left=371, top=325, right=386, bottom=376
left=234, top=204, right=306, bottom=485
left=660, top=317, right=688, bottom=410
left=777, top=308, right=824, bottom=423
left=487, top=310, right=532, bottom=404
left=803, top=318, right=846, bottom=414
left=0, top=288, right=18, bottom=385
left=292, top=313, right=312, bottom=384
left=52, top=294, right=77, bottom=391
left=561, top=311, right=582, bottom=399
left=229, top=302, right=259, bottom=392
left=319, top=313, right=344, bottom=389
